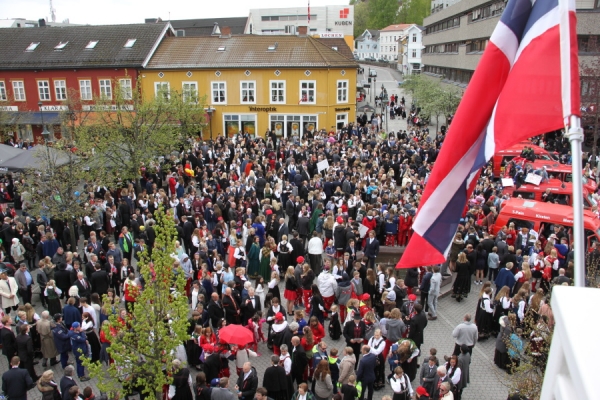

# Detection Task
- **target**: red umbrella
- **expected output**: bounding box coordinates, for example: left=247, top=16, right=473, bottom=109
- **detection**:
left=218, top=324, right=254, bottom=346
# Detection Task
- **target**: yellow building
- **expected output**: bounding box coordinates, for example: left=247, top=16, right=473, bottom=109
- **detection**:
left=142, top=30, right=358, bottom=139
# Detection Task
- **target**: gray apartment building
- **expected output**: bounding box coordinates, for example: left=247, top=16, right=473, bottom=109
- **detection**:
left=421, top=0, right=600, bottom=87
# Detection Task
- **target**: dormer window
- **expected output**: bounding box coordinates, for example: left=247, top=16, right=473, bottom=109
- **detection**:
left=124, top=39, right=137, bottom=48
left=25, top=42, right=40, bottom=51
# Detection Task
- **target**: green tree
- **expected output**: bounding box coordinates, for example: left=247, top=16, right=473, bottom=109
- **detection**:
left=76, top=79, right=207, bottom=188
left=84, top=207, right=189, bottom=400
left=21, top=99, right=99, bottom=251
left=353, top=1, right=370, bottom=38
left=397, top=0, right=431, bottom=25
left=367, top=0, right=400, bottom=29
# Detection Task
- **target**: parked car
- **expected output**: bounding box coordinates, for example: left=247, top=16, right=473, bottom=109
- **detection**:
left=369, top=69, right=377, bottom=77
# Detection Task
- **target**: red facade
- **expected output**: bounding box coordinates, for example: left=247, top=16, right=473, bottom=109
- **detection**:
left=0, top=68, right=138, bottom=142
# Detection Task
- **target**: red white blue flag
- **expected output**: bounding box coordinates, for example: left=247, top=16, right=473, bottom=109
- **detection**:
left=397, top=0, right=580, bottom=268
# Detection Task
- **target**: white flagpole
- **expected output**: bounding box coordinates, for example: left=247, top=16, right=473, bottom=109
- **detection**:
left=559, top=0, right=585, bottom=287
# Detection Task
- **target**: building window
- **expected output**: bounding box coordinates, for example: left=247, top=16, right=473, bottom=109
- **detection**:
left=412, top=34, right=417, bottom=42
left=412, top=49, right=417, bottom=58
left=119, top=78, right=132, bottom=100
left=337, top=80, right=348, bottom=103
left=99, top=79, right=112, bottom=99
left=0, top=82, right=6, bottom=101
left=182, top=82, right=198, bottom=103
left=270, top=80, right=285, bottom=104
left=299, top=81, right=316, bottom=104
left=154, top=82, right=170, bottom=99
left=13, top=81, right=26, bottom=101
left=336, top=113, right=348, bottom=129
left=79, top=80, right=92, bottom=100
left=54, top=80, right=67, bottom=100
left=38, top=80, right=51, bottom=101
left=212, top=82, right=226, bottom=104
left=240, top=81, right=256, bottom=104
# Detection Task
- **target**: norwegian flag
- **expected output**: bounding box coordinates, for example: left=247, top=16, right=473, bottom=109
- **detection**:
left=397, top=0, right=580, bottom=268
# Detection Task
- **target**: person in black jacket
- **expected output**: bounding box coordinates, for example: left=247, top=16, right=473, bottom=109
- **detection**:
left=235, top=362, right=258, bottom=400
left=16, top=324, right=39, bottom=381
left=407, top=304, right=428, bottom=350
left=207, top=293, right=224, bottom=329
left=0, top=315, right=17, bottom=365
left=404, top=268, right=419, bottom=294
left=262, top=355, right=288, bottom=400
left=54, top=263, right=71, bottom=300
left=343, top=313, right=366, bottom=363
left=290, top=336, right=308, bottom=386
left=90, top=264, right=110, bottom=298
left=2, top=356, right=34, bottom=399
left=241, top=287, right=261, bottom=326
left=202, top=345, right=221, bottom=384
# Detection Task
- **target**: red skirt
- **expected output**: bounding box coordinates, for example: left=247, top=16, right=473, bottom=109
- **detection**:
left=284, top=289, right=298, bottom=301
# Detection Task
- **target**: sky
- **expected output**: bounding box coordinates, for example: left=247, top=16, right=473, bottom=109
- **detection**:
left=0, top=0, right=351, bottom=25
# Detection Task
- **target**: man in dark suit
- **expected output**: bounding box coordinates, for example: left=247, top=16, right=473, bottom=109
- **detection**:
left=207, top=292, right=224, bottom=329
left=419, top=356, right=439, bottom=397
left=202, top=345, right=221, bottom=383
left=182, top=216, right=195, bottom=254
left=222, top=287, right=241, bottom=325
left=241, top=287, right=261, bottom=326
left=407, top=303, right=428, bottom=350
left=235, top=362, right=258, bottom=400
left=74, top=271, right=91, bottom=300
left=2, top=356, right=33, bottom=400
left=363, top=230, right=380, bottom=270
left=285, top=197, right=296, bottom=227
left=296, top=212, right=310, bottom=245
left=289, top=232, right=304, bottom=263
left=0, top=315, right=17, bottom=365
left=90, top=264, right=110, bottom=298
left=290, top=336, right=307, bottom=386
left=343, top=313, right=366, bottom=363
left=15, top=324, right=38, bottom=381
left=356, top=345, right=377, bottom=400
left=277, top=218, right=289, bottom=243
left=262, top=355, right=288, bottom=400
left=60, top=365, right=77, bottom=400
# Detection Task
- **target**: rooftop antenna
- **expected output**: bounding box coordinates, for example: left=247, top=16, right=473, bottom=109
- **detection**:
left=49, top=0, right=56, bottom=22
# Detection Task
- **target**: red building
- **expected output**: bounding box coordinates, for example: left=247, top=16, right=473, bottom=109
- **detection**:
left=0, top=23, right=173, bottom=144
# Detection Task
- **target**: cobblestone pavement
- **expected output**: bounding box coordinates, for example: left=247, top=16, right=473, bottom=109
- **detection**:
left=1, top=270, right=510, bottom=400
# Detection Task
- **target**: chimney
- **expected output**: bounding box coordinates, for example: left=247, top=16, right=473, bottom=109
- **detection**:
left=220, top=26, right=231, bottom=38
left=38, top=18, right=46, bottom=27
left=297, top=26, right=308, bottom=37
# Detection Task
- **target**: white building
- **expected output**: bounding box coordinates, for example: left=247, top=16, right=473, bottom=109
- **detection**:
left=354, top=29, right=380, bottom=60
left=245, top=5, right=354, bottom=49
left=379, top=24, right=413, bottom=61
left=399, top=25, right=424, bottom=74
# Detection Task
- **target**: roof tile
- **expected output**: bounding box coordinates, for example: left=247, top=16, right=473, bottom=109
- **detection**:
left=146, top=35, right=358, bottom=69
left=0, top=23, right=170, bottom=70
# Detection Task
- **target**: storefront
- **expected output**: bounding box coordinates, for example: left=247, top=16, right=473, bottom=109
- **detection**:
left=269, top=114, right=318, bottom=140
left=223, top=114, right=258, bottom=137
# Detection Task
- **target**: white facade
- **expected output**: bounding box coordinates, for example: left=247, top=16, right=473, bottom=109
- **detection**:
left=355, top=29, right=379, bottom=60
left=245, top=5, right=354, bottom=37
left=379, top=24, right=412, bottom=61
left=403, top=25, right=424, bottom=74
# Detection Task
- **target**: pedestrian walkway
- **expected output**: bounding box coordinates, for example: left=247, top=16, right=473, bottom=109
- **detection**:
left=357, top=64, right=413, bottom=135
left=3, top=268, right=509, bottom=400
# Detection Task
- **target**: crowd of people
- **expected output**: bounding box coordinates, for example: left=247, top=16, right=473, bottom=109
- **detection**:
left=0, top=119, right=585, bottom=400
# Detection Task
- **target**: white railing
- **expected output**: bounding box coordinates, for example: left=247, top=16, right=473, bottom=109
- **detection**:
left=540, top=286, right=598, bottom=400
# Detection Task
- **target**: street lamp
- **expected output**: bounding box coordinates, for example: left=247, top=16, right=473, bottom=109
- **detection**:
left=38, top=101, right=51, bottom=144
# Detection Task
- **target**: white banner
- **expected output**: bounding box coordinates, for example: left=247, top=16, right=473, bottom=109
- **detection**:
left=317, top=160, right=330, bottom=173
left=525, top=173, right=542, bottom=185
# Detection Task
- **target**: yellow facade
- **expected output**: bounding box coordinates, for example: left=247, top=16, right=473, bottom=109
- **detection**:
left=140, top=67, right=356, bottom=139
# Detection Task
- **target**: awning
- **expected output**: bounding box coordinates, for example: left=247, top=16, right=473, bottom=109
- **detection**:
left=0, top=112, right=62, bottom=125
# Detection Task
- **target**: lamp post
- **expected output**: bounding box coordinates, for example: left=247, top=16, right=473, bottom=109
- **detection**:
left=38, top=101, right=52, bottom=171
left=205, top=107, right=214, bottom=141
